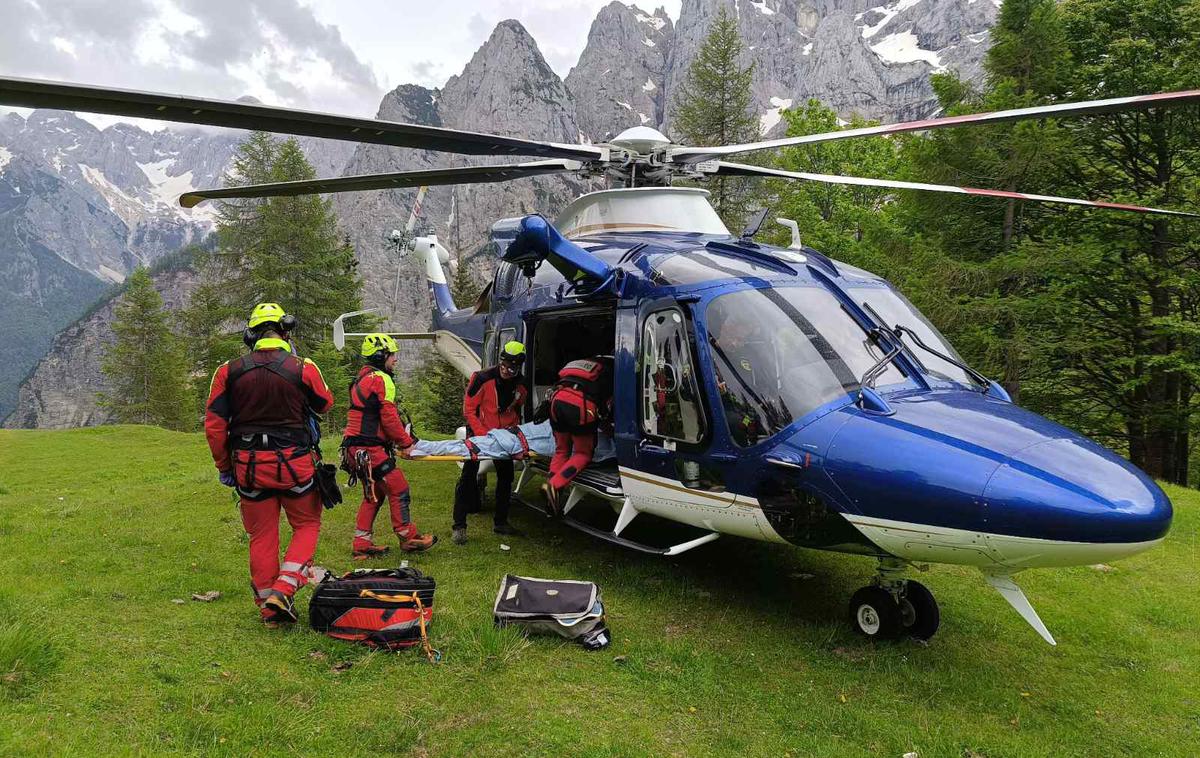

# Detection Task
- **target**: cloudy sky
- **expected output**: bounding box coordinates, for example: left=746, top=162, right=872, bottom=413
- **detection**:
left=1, top=0, right=680, bottom=128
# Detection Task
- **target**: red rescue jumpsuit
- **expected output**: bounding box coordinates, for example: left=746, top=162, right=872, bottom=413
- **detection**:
left=341, top=366, right=419, bottom=546
left=204, top=338, right=333, bottom=614
left=547, top=358, right=612, bottom=490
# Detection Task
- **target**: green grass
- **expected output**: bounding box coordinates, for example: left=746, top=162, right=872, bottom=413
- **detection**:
left=0, top=426, right=1197, bottom=757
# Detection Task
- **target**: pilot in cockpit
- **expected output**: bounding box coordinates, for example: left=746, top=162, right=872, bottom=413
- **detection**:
left=707, top=303, right=782, bottom=446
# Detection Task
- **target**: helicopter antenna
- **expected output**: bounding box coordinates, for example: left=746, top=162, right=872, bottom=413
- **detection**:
left=740, top=207, right=770, bottom=242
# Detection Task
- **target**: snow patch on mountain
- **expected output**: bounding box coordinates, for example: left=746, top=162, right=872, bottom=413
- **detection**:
left=760, top=96, right=794, bottom=135
left=871, top=30, right=944, bottom=68
left=636, top=12, right=666, bottom=30
left=0, top=146, right=11, bottom=171
left=858, top=0, right=925, bottom=39
left=750, top=0, right=775, bottom=14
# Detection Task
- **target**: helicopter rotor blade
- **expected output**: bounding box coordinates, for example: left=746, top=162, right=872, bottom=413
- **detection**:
left=670, top=89, right=1200, bottom=163
left=179, top=159, right=581, bottom=207
left=713, top=161, right=1200, bottom=218
left=0, top=75, right=605, bottom=162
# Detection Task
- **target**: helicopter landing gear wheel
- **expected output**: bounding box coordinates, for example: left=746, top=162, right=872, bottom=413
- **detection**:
left=897, top=580, right=940, bottom=641
left=848, top=586, right=902, bottom=640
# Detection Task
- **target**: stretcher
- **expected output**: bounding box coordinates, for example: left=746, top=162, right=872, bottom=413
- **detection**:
left=407, top=421, right=616, bottom=463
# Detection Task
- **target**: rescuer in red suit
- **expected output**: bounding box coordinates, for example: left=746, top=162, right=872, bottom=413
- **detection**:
left=204, top=303, right=334, bottom=627
left=541, top=356, right=613, bottom=516
left=451, top=340, right=528, bottom=545
left=341, top=333, right=436, bottom=557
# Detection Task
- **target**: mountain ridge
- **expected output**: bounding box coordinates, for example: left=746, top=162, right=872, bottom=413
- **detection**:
left=2, top=0, right=996, bottom=428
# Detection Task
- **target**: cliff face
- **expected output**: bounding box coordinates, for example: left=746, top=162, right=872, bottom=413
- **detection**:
left=566, top=2, right=674, bottom=141
left=661, top=0, right=996, bottom=135
left=332, top=20, right=590, bottom=337
left=0, top=109, right=351, bottom=421
left=6, top=2, right=999, bottom=427
left=3, top=267, right=198, bottom=429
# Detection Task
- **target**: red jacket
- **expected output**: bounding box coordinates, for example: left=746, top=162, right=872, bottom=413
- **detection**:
left=463, top=367, right=526, bottom=436
left=204, top=339, right=333, bottom=472
left=342, top=366, right=414, bottom=448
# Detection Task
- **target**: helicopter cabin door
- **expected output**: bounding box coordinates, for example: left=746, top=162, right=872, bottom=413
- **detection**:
left=624, top=303, right=748, bottom=531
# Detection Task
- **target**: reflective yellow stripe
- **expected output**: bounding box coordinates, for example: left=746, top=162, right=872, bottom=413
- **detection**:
left=374, top=371, right=396, bottom=403
left=253, top=337, right=291, bottom=352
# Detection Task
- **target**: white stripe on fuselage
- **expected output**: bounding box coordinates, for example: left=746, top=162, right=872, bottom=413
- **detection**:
left=844, top=514, right=1164, bottom=570
left=617, top=467, right=1160, bottom=569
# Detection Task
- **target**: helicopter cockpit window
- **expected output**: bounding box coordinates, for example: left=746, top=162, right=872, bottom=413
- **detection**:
left=847, top=285, right=974, bottom=387
left=641, top=308, right=706, bottom=443
left=706, top=286, right=905, bottom=446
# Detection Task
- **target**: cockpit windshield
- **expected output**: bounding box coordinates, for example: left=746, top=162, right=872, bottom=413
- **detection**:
left=846, top=285, right=974, bottom=387
left=705, top=286, right=905, bottom=446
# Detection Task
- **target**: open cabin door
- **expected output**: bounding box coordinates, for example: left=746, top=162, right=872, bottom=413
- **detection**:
left=624, top=306, right=723, bottom=504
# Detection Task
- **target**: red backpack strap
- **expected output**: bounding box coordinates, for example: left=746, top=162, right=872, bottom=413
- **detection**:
left=508, top=426, right=530, bottom=459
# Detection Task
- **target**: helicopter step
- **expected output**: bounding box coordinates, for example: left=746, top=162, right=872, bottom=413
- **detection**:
left=513, top=461, right=721, bottom=556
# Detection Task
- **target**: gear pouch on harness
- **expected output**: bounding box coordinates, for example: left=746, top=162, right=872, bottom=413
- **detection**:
left=309, top=568, right=437, bottom=657
left=232, top=445, right=315, bottom=491
left=493, top=575, right=610, bottom=650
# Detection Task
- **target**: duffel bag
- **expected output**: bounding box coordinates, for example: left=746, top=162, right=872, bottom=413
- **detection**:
left=493, top=574, right=610, bottom=650
left=309, top=567, right=438, bottom=660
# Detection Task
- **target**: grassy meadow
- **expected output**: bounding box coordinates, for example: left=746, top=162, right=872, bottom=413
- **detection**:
left=0, top=426, right=1197, bottom=757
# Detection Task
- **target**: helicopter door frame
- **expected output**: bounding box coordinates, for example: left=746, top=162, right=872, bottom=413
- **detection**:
left=625, top=296, right=747, bottom=504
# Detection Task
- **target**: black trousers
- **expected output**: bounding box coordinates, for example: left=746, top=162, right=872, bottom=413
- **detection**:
left=453, top=459, right=514, bottom=529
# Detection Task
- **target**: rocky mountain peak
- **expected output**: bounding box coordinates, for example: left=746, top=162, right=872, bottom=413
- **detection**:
left=567, top=1, right=675, bottom=140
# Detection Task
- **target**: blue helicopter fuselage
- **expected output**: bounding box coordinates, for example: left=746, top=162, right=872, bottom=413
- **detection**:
left=425, top=225, right=1172, bottom=572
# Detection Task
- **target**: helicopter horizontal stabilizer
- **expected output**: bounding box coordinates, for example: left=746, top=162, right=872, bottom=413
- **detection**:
left=983, top=572, right=1057, bottom=646
left=332, top=309, right=435, bottom=350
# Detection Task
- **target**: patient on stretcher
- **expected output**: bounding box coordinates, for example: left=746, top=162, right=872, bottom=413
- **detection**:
left=409, top=420, right=616, bottom=463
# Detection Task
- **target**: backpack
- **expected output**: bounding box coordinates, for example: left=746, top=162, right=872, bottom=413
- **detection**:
left=547, top=358, right=610, bottom=434
left=308, top=567, right=438, bottom=659
left=492, top=575, right=611, bottom=650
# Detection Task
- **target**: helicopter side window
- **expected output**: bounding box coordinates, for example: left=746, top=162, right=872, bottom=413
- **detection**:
left=706, top=286, right=905, bottom=446
left=641, top=308, right=706, bottom=444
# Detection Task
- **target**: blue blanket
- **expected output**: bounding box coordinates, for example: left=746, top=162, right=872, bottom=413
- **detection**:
left=410, top=421, right=616, bottom=462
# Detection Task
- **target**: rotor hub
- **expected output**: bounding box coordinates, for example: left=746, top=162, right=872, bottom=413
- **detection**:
left=608, top=126, right=671, bottom=156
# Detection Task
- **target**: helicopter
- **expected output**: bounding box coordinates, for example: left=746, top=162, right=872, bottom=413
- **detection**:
left=2, top=74, right=1192, bottom=645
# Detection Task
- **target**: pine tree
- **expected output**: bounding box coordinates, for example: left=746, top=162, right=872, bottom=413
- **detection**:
left=899, top=0, right=1073, bottom=406
left=99, top=268, right=195, bottom=430
left=671, top=7, right=759, bottom=228
left=1045, top=0, right=1200, bottom=483
left=185, top=131, right=364, bottom=418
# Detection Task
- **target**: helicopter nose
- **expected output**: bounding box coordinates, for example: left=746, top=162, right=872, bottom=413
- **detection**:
left=983, top=436, right=1172, bottom=546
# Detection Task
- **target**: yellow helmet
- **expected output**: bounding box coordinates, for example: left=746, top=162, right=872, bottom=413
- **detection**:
left=361, top=333, right=399, bottom=358
left=500, top=340, right=526, bottom=364
left=247, top=302, right=286, bottom=329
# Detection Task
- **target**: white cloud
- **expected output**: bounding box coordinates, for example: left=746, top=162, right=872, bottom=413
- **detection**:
left=1, top=0, right=682, bottom=128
